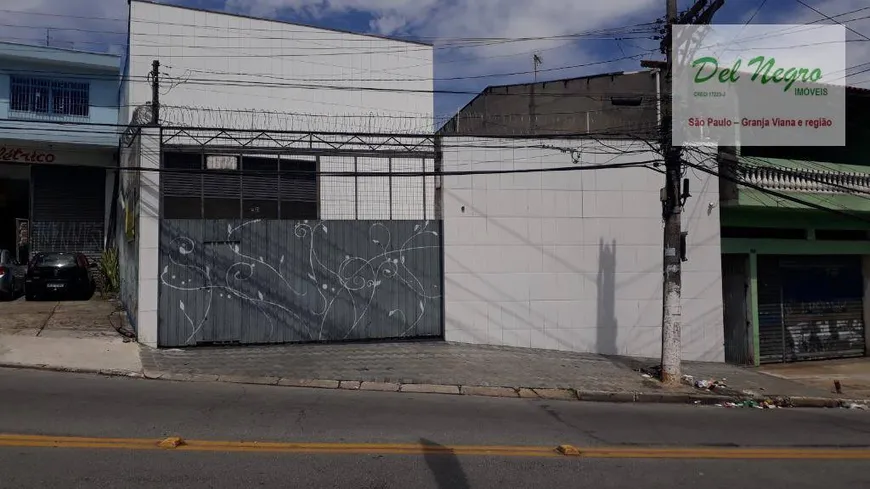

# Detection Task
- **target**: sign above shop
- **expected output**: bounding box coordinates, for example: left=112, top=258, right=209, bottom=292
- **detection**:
left=0, top=146, right=56, bottom=163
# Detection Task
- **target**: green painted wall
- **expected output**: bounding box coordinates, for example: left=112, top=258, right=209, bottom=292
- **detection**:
left=734, top=189, right=870, bottom=212
left=722, top=239, right=870, bottom=255
left=721, top=207, right=870, bottom=230
left=721, top=207, right=870, bottom=255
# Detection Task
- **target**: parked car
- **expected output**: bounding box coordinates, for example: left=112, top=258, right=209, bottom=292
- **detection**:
left=0, top=249, right=25, bottom=300
left=25, top=252, right=95, bottom=301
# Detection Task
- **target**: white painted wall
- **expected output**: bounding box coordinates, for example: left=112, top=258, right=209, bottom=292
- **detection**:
left=126, top=1, right=433, bottom=133
left=441, top=138, right=724, bottom=362
left=117, top=135, right=141, bottom=333
left=135, top=127, right=161, bottom=348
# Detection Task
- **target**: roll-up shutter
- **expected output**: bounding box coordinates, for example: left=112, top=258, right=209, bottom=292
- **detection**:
left=279, top=158, right=317, bottom=219
left=757, top=256, right=785, bottom=364
left=30, top=165, right=105, bottom=261
left=758, top=255, right=866, bottom=364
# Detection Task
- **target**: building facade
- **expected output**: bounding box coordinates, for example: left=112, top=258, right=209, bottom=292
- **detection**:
left=0, top=42, right=121, bottom=266
left=119, top=0, right=437, bottom=347
left=438, top=72, right=725, bottom=361
left=440, top=138, right=723, bottom=360
left=719, top=88, right=870, bottom=365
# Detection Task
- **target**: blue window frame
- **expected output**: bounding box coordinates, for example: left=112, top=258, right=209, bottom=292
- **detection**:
left=9, top=76, right=89, bottom=117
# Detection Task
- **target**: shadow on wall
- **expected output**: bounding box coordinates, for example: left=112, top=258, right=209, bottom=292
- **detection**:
left=445, top=197, right=663, bottom=353
left=420, top=438, right=470, bottom=489
left=597, top=238, right=617, bottom=356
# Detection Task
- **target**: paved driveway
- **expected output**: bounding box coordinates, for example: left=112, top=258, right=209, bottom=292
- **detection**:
left=0, top=296, right=121, bottom=338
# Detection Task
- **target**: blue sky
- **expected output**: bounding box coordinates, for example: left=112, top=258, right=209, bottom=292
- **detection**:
left=2, top=0, right=869, bottom=117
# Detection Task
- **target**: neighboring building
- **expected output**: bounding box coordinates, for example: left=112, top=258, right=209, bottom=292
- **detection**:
left=438, top=70, right=659, bottom=139
left=438, top=72, right=725, bottom=362
left=719, top=87, right=870, bottom=365
left=0, top=41, right=121, bottom=264
left=119, top=0, right=437, bottom=346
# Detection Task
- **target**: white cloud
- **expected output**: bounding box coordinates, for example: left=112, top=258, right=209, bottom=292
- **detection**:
left=0, top=0, right=127, bottom=53
left=222, top=0, right=662, bottom=115
left=772, top=0, right=870, bottom=86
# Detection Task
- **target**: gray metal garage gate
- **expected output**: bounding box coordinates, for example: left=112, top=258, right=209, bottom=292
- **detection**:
left=155, top=127, right=444, bottom=347
left=757, top=255, right=866, bottom=363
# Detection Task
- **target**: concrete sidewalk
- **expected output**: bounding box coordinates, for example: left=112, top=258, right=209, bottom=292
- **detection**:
left=1, top=296, right=865, bottom=409
left=0, top=334, right=142, bottom=375
left=761, top=358, right=870, bottom=400
left=139, top=341, right=867, bottom=407
left=0, top=296, right=141, bottom=375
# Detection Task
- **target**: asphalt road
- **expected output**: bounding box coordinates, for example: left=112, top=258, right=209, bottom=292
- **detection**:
left=1, top=368, right=869, bottom=488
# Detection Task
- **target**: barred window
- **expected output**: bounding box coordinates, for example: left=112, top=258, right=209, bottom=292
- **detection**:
left=10, top=77, right=89, bottom=117
left=162, top=151, right=318, bottom=220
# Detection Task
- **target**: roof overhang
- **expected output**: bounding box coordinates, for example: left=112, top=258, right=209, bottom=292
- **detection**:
left=0, top=42, right=121, bottom=73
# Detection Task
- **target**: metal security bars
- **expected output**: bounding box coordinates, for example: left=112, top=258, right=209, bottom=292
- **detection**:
left=9, top=76, right=90, bottom=117
left=159, top=127, right=439, bottom=221
left=162, top=151, right=319, bottom=220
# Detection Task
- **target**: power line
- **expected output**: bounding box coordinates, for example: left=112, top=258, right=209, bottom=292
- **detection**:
left=793, top=0, right=870, bottom=42
left=682, top=157, right=870, bottom=225
left=744, top=0, right=768, bottom=25
left=0, top=121, right=662, bottom=145
left=161, top=51, right=658, bottom=82
left=5, top=38, right=870, bottom=86
left=738, top=155, right=870, bottom=203
left=0, top=11, right=659, bottom=45
left=0, top=154, right=661, bottom=177
left=0, top=71, right=660, bottom=99
left=684, top=148, right=870, bottom=214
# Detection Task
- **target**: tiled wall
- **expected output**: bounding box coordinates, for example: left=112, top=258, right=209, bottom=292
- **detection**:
left=126, top=1, right=433, bottom=133
left=135, top=128, right=161, bottom=347
left=441, top=138, right=724, bottom=361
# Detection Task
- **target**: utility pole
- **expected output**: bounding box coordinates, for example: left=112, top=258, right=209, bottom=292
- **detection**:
left=530, top=54, right=542, bottom=134
left=660, top=0, right=682, bottom=386
left=659, top=0, right=724, bottom=385
left=150, top=60, right=160, bottom=126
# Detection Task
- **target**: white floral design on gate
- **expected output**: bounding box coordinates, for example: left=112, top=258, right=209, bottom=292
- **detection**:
left=160, top=220, right=441, bottom=345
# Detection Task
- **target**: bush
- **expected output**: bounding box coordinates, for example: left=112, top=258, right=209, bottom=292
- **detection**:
left=99, top=247, right=120, bottom=294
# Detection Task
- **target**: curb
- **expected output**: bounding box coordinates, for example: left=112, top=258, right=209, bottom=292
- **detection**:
left=140, top=368, right=870, bottom=409
left=5, top=364, right=868, bottom=409
left=0, top=362, right=142, bottom=379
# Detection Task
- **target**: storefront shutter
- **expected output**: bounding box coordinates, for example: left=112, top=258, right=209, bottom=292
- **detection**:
left=30, top=165, right=105, bottom=260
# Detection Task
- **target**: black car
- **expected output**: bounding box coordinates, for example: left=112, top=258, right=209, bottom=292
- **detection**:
left=25, top=252, right=95, bottom=301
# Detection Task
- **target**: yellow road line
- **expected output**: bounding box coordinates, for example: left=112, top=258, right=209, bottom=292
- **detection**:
left=1, top=434, right=869, bottom=460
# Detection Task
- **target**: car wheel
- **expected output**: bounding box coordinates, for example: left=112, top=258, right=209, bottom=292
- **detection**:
left=25, top=290, right=37, bottom=301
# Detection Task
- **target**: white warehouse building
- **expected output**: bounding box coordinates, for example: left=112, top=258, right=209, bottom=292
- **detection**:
left=119, top=0, right=438, bottom=347
left=116, top=1, right=726, bottom=362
